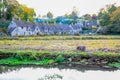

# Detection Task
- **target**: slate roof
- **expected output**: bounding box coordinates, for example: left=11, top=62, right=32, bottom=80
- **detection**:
left=8, top=20, right=84, bottom=35
left=14, top=20, right=26, bottom=27
left=7, top=27, right=16, bottom=33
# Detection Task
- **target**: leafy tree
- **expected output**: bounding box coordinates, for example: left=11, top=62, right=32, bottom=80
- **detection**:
left=20, top=5, right=36, bottom=21
left=1, top=0, right=36, bottom=21
left=3, top=0, right=20, bottom=20
left=109, top=6, right=120, bottom=33
left=83, top=14, right=91, bottom=21
left=107, top=4, right=117, bottom=14
left=47, top=11, right=53, bottom=19
left=99, top=12, right=110, bottom=26
left=0, top=2, right=6, bottom=18
left=69, top=7, right=79, bottom=20
left=0, top=2, right=5, bottom=8
left=98, top=4, right=117, bottom=26
left=91, top=14, right=97, bottom=20
left=98, top=4, right=120, bottom=34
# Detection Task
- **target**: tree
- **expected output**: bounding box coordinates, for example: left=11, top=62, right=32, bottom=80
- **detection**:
left=20, top=5, right=36, bottom=21
left=0, top=2, right=5, bottom=8
left=69, top=7, right=79, bottom=20
left=4, top=0, right=20, bottom=20
left=47, top=11, right=53, bottom=19
left=91, top=14, right=97, bottom=20
left=1, top=0, right=36, bottom=21
left=109, top=6, right=120, bottom=33
left=0, top=2, right=6, bottom=18
left=98, top=4, right=120, bottom=34
left=83, top=14, right=91, bottom=21
left=99, top=12, right=110, bottom=26
left=98, top=4, right=117, bottom=26
left=107, top=4, right=117, bottom=14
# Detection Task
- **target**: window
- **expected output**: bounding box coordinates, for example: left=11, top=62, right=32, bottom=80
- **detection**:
left=21, top=26, right=23, bottom=29
left=37, top=32, right=39, bottom=35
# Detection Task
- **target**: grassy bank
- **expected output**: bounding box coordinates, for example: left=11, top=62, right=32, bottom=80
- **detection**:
left=0, top=50, right=120, bottom=68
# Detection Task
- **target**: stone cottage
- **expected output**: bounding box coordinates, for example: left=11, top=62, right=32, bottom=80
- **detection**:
left=7, top=18, right=41, bottom=36
left=7, top=18, right=83, bottom=36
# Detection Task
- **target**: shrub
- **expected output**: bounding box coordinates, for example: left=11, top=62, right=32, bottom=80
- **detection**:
left=55, top=55, right=64, bottom=63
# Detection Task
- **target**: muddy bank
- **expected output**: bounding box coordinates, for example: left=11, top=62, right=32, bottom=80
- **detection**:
left=0, top=63, right=118, bottom=74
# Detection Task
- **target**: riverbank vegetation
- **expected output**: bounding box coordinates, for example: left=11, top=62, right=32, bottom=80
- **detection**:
left=0, top=36, right=120, bottom=68
left=0, top=50, right=120, bottom=68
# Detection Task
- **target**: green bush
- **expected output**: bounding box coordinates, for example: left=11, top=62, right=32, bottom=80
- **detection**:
left=55, top=55, right=64, bottom=63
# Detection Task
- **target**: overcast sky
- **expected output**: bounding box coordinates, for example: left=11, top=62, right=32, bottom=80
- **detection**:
left=17, top=0, right=120, bottom=17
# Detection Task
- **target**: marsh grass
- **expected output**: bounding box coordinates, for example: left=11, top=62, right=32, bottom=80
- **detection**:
left=0, top=49, right=119, bottom=58
left=1, top=35, right=120, bottom=40
left=0, top=40, right=120, bottom=52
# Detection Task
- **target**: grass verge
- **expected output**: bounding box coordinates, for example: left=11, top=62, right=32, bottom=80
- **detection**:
left=0, top=50, right=120, bottom=68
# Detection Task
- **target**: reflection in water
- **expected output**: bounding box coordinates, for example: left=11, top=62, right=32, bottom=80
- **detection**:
left=0, top=65, right=120, bottom=80
left=38, top=74, right=63, bottom=80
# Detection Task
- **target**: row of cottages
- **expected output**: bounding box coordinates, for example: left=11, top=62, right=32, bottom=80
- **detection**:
left=7, top=19, right=83, bottom=36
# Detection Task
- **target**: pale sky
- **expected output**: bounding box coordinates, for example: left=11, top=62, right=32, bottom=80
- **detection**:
left=17, top=0, right=120, bottom=17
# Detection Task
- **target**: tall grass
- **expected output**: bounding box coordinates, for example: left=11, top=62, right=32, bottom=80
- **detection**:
left=1, top=35, right=120, bottom=40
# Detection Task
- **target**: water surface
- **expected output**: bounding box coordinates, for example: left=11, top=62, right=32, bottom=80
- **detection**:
left=0, top=65, right=120, bottom=80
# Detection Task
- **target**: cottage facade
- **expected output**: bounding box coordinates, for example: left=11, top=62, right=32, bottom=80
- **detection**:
left=7, top=19, right=84, bottom=36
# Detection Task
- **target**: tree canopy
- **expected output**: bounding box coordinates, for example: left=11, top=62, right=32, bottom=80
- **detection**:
left=46, top=11, right=53, bottom=19
left=1, top=0, right=36, bottom=21
left=98, top=4, right=120, bottom=34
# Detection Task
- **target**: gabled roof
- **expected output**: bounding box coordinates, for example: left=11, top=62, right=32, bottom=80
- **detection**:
left=14, top=20, right=26, bottom=27
left=7, top=27, right=16, bottom=33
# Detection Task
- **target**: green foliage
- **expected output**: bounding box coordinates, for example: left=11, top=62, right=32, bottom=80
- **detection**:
left=0, top=58, right=54, bottom=65
left=47, top=11, right=53, bottom=19
left=108, top=62, right=120, bottom=68
left=99, top=12, right=110, bottom=26
left=98, top=4, right=120, bottom=34
left=0, top=2, right=6, bottom=18
left=15, top=53, right=25, bottom=61
left=55, top=55, right=64, bottom=63
left=0, top=49, right=120, bottom=66
left=109, top=7, right=120, bottom=33
left=1, top=0, right=36, bottom=21
left=0, top=19, right=10, bottom=32
left=83, top=14, right=91, bottom=21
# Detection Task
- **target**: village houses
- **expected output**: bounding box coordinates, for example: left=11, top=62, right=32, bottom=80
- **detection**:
left=7, top=17, right=84, bottom=36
